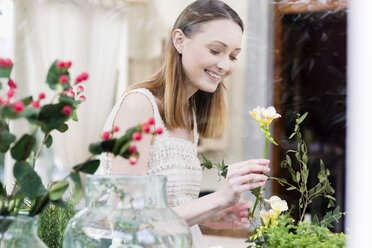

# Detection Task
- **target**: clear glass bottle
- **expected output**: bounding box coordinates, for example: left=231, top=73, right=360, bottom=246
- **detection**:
left=0, top=215, right=48, bottom=247
left=63, top=175, right=192, bottom=248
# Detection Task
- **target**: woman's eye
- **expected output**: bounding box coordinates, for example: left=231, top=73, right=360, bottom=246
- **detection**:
left=209, top=49, right=220, bottom=55
left=230, top=55, right=238, bottom=61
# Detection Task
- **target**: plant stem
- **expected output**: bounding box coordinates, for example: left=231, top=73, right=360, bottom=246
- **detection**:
left=35, top=132, right=50, bottom=162
left=250, top=137, right=269, bottom=217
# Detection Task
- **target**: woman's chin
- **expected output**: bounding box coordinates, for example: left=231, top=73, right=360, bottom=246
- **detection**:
left=199, top=83, right=219, bottom=93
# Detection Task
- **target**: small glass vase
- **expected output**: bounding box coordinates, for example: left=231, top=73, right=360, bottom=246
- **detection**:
left=63, top=175, right=192, bottom=248
left=0, top=215, right=47, bottom=248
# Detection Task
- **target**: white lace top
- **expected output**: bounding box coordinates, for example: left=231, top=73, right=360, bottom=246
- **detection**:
left=96, top=88, right=202, bottom=208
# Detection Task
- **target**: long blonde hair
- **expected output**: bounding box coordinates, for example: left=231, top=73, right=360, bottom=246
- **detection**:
left=127, top=0, right=244, bottom=138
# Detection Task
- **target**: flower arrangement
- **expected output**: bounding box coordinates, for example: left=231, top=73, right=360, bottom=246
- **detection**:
left=201, top=108, right=345, bottom=247
left=0, top=58, right=161, bottom=217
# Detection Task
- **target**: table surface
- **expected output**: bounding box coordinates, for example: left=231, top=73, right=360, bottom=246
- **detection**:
left=204, top=235, right=253, bottom=248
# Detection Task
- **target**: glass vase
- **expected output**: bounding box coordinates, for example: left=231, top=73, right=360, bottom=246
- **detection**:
left=0, top=215, right=47, bottom=247
left=63, top=175, right=192, bottom=248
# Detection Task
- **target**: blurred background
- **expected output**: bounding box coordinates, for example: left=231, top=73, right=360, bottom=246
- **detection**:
left=0, top=0, right=350, bottom=242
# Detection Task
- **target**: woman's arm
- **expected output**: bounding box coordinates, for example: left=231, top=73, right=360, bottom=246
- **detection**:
left=110, top=92, right=155, bottom=175
left=173, top=159, right=270, bottom=226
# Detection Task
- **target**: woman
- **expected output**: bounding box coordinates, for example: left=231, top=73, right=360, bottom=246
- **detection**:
left=97, top=0, right=270, bottom=246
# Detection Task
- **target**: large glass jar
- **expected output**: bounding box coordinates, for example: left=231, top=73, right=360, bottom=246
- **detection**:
left=63, top=175, right=192, bottom=247
left=0, top=215, right=47, bottom=248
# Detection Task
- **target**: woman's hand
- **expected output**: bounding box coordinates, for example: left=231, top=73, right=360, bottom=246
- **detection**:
left=216, top=159, right=270, bottom=208
left=202, top=201, right=252, bottom=229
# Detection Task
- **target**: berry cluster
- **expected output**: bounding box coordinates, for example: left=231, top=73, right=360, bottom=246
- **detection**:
left=101, top=117, right=163, bottom=165
left=0, top=59, right=46, bottom=114
left=0, top=58, right=13, bottom=68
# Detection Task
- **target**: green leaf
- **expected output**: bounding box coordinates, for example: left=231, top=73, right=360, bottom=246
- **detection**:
left=0, top=182, right=7, bottom=197
left=89, top=142, right=103, bottom=155
left=296, top=172, right=300, bottom=182
left=29, top=195, right=50, bottom=216
left=0, top=66, right=12, bottom=78
left=44, top=134, right=53, bottom=148
left=302, top=154, right=308, bottom=164
left=20, top=96, right=33, bottom=106
left=36, top=103, right=71, bottom=132
left=0, top=129, right=16, bottom=152
left=71, top=109, right=78, bottom=121
left=101, top=139, right=116, bottom=153
left=70, top=172, right=82, bottom=202
left=286, top=155, right=292, bottom=166
left=13, top=161, right=48, bottom=199
left=286, top=186, right=297, bottom=191
left=113, top=135, right=130, bottom=154
left=10, top=134, right=36, bottom=161
left=296, top=112, right=308, bottom=125
left=46, top=60, right=70, bottom=91
left=73, top=159, right=100, bottom=174
left=49, top=180, right=69, bottom=201
left=289, top=132, right=296, bottom=139
left=56, top=123, right=68, bottom=133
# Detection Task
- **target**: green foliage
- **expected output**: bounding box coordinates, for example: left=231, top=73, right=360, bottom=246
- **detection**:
left=38, top=198, right=77, bottom=248
left=312, top=206, right=343, bottom=229
left=271, top=113, right=335, bottom=221
left=200, top=153, right=228, bottom=180
left=247, top=213, right=345, bottom=248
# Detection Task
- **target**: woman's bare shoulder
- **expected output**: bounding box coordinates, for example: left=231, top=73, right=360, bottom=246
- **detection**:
left=114, top=91, right=154, bottom=126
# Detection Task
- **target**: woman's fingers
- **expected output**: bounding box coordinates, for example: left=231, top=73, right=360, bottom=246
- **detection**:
left=231, top=159, right=270, bottom=169
left=227, top=164, right=270, bottom=178
left=230, top=173, right=268, bottom=186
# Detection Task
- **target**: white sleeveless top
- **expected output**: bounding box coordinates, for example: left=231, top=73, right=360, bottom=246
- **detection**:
left=96, top=88, right=205, bottom=247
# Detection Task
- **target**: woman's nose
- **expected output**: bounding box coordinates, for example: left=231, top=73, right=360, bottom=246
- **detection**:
left=217, top=56, right=231, bottom=73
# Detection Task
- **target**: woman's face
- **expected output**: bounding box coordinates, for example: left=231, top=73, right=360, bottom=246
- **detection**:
left=177, top=19, right=243, bottom=93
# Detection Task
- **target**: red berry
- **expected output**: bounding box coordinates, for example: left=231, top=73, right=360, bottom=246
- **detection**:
left=0, top=58, right=4, bottom=67
left=66, top=61, right=72, bottom=68
left=148, top=117, right=155, bottom=125
left=31, top=100, right=40, bottom=108
left=132, top=132, right=142, bottom=141
left=155, top=127, right=163, bottom=135
left=3, top=58, right=13, bottom=67
left=0, top=97, right=3, bottom=105
left=67, top=90, right=75, bottom=97
left=79, top=95, right=86, bottom=102
left=77, top=85, right=84, bottom=93
left=59, top=75, right=69, bottom=84
left=8, top=79, right=17, bottom=89
left=13, top=101, right=24, bottom=113
left=129, top=145, right=137, bottom=154
left=141, top=123, right=150, bottom=133
left=75, top=76, right=83, bottom=83
left=62, top=105, right=72, bottom=115
left=39, top=93, right=46, bottom=100
left=102, top=131, right=111, bottom=140
left=80, top=72, right=88, bottom=81
left=57, top=61, right=65, bottom=68
left=113, top=126, right=120, bottom=132
left=7, top=89, right=15, bottom=98
left=129, top=156, right=138, bottom=165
